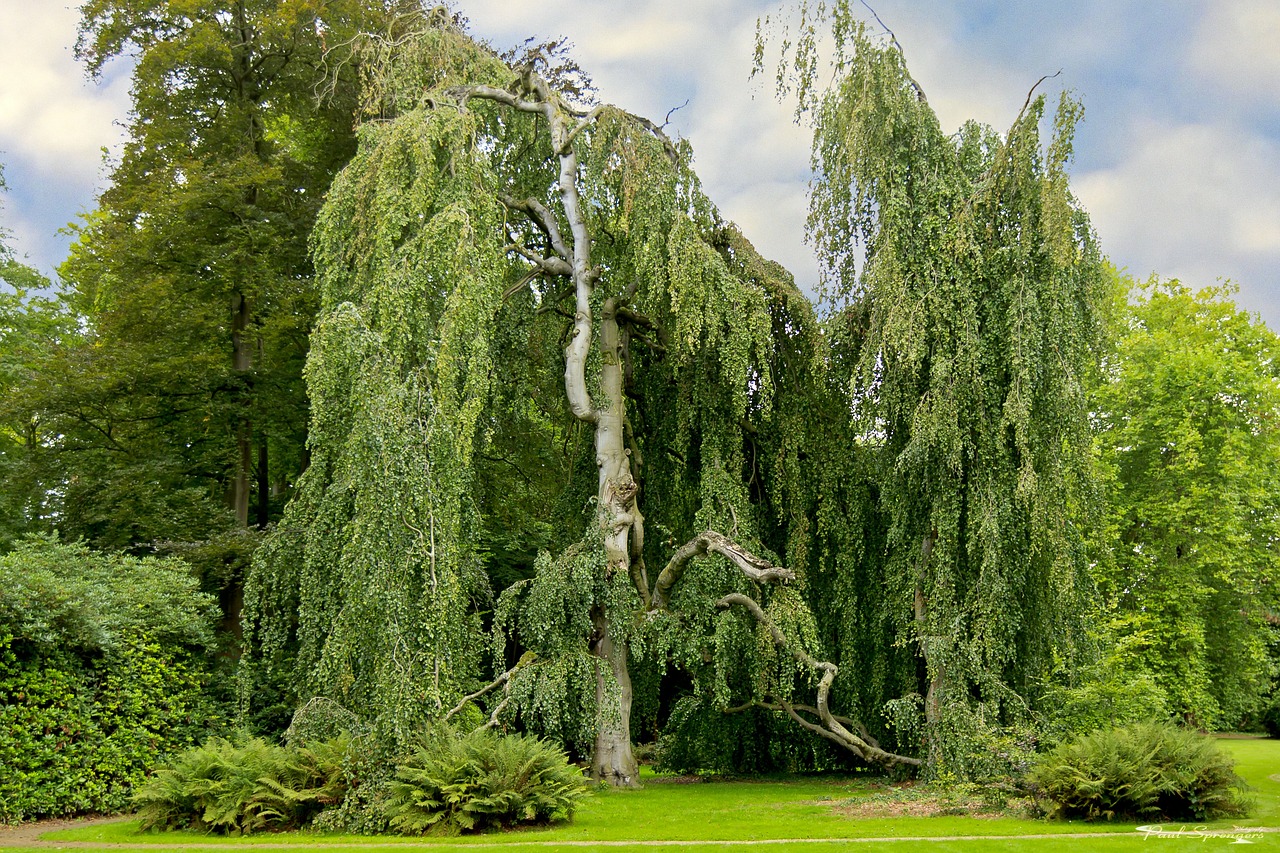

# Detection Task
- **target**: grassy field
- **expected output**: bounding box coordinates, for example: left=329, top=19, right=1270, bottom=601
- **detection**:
left=20, top=737, right=1280, bottom=852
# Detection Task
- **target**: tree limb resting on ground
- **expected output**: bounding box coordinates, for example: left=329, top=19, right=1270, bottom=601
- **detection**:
left=717, top=592, right=921, bottom=768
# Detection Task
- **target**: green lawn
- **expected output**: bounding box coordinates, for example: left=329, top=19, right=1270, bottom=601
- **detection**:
left=26, top=737, right=1280, bottom=852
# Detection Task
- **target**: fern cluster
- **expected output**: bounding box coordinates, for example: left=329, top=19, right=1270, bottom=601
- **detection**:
left=132, top=735, right=348, bottom=833
left=1029, top=722, right=1250, bottom=821
left=384, top=728, right=588, bottom=834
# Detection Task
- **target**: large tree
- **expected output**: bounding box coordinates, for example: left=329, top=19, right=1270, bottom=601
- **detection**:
left=764, top=5, right=1109, bottom=772
left=44, top=0, right=392, bottom=553
left=243, top=12, right=918, bottom=785
left=0, top=167, right=73, bottom=548
left=1093, top=278, right=1280, bottom=728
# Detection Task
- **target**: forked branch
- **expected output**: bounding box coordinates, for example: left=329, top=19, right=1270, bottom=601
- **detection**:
left=443, top=651, right=537, bottom=729
left=650, top=530, right=794, bottom=610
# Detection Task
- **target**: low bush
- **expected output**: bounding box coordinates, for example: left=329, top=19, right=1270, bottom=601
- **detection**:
left=384, top=727, right=589, bottom=835
left=133, top=735, right=349, bottom=834
left=1028, top=721, right=1250, bottom=821
left=0, top=538, right=222, bottom=823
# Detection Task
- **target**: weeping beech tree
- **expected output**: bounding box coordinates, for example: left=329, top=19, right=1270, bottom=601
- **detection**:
left=242, top=13, right=920, bottom=785
left=765, top=5, right=1109, bottom=773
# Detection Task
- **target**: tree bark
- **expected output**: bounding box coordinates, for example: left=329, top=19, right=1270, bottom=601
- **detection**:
left=231, top=291, right=253, bottom=527
left=591, top=607, right=638, bottom=785
left=914, top=532, right=942, bottom=767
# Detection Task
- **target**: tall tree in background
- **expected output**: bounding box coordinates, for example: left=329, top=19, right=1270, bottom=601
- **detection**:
left=764, top=5, right=1108, bottom=772
left=0, top=165, right=73, bottom=548
left=1093, top=279, right=1280, bottom=728
left=47, top=0, right=390, bottom=552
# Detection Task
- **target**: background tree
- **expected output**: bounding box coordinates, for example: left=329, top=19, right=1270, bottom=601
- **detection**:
left=0, top=167, right=75, bottom=549
left=764, top=5, right=1109, bottom=773
left=37, top=0, right=393, bottom=560
left=1092, top=277, right=1280, bottom=728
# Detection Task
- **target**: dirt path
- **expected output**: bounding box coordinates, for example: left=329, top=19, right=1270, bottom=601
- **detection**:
left=0, top=817, right=125, bottom=849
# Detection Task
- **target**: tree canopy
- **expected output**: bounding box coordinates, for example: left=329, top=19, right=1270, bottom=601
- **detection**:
left=1093, top=278, right=1280, bottom=728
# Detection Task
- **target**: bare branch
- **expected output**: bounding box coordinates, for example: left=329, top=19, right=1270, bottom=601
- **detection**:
left=501, top=195, right=571, bottom=261
left=622, top=110, right=680, bottom=165
left=502, top=270, right=543, bottom=302
left=443, top=652, right=537, bottom=724
left=650, top=530, right=794, bottom=611
left=858, top=0, right=927, bottom=103
left=663, top=99, right=690, bottom=128
left=717, top=592, right=922, bottom=768
left=447, top=83, right=548, bottom=116
left=1018, top=69, right=1063, bottom=118
left=504, top=242, right=574, bottom=277
left=565, top=104, right=607, bottom=149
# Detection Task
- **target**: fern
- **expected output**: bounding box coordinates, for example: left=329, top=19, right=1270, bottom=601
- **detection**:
left=133, top=734, right=351, bottom=833
left=1029, top=722, right=1250, bottom=821
left=384, top=728, right=589, bottom=835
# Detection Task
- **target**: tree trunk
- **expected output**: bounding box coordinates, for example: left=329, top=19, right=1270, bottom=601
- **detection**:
left=256, top=437, right=270, bottom=528
left=231, top=291, right=253, bottom=527
left=589, top=300, right=641, bottom=786
left=455, top=75, right=652, bottom=786
left=914, top=532, right=942, bottom=769
left=591, top=607, right=638, bottom=786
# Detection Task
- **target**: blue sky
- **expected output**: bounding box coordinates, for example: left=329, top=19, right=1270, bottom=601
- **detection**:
left=1, top=0, right=1277, bottom=328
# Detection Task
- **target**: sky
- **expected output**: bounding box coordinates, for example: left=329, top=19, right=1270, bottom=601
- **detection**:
left=1, top=0, right=1277, bottom=328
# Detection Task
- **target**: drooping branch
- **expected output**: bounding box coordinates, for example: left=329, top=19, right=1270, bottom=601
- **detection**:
left=717, top=592, right=922, bottom=768
left=650, top=531, right=795, bottom=611
left=443, top=652, right=537, bottom=727
left=857, top=0, right=927, bottom=103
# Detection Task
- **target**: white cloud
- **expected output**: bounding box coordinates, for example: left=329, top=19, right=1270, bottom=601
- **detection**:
left=462, top=0, right=818, bottom=286
left=0, top=2, right=129, bottom=183
left=1074, top=119, right=1280, bottom=319
left=1189, top=0, right=1280, bottom=109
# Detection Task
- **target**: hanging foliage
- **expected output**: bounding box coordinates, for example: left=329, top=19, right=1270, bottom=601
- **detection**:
left=762, top=3, right=1108, bottom=774
left=243, top=10, right=916, bottom=783
left=243, top=98, right=511, bottom=742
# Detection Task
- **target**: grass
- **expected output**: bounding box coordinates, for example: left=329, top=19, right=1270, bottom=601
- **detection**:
left=24, top=738, right=1280, bottom=852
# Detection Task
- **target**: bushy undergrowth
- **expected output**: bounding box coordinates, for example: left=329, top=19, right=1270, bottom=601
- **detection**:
left=384, top=727, right=589, bottom=835
left=133, top=735, right=349, bottom=833
left=1261, top=701, right=1280, bottom=739
left=0, top=538, right=221, bottom=823
left=1029, top=722, right=1250, bottom=821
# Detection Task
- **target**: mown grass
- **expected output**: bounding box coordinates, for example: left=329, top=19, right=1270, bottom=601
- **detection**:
left=29, top=738, right=1280, bottom=852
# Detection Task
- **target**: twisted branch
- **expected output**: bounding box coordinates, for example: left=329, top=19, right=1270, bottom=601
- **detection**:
left=717, top=593, right=921, bottom=768
left=650, top=530, right=793, bottom=611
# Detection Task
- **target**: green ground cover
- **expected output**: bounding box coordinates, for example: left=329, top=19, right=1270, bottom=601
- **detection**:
left=26, top=738, right=1280, bottom=852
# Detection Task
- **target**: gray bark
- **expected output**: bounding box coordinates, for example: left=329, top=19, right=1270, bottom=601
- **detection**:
left=717, top=592, right=921, bottom=768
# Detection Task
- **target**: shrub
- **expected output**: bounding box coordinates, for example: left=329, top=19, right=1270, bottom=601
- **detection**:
left=133, top=735, right=349, bottom=834
left=1038, top=661, right=1170, bottom=742
left=384, top=727, right=589, bottom=835
left=1261, top=701, right=1280, bottom=739
left=0, top=538, right=221, bottom=823
left=1029, top=721, right=1250, bottom=821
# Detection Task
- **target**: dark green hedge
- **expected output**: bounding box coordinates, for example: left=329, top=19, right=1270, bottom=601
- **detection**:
left=0, top=538, right=222, bottom=822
